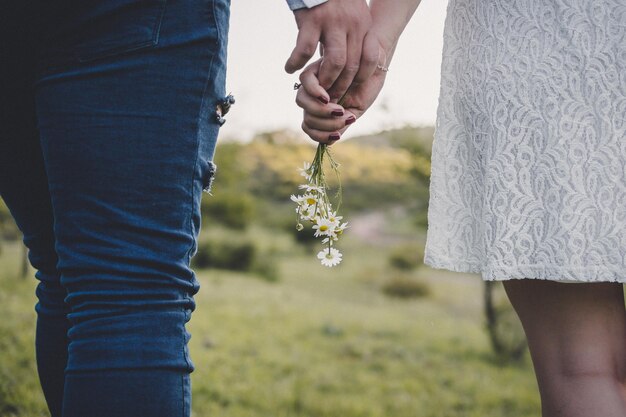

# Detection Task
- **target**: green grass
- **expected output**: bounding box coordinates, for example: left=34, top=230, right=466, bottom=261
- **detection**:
left=0, top=243, right=49, bottom=417
left=0, top=226, right=541, bottom=417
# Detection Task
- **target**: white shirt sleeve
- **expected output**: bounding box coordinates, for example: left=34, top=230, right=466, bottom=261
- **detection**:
left=286, top=0, right=329, bottom=11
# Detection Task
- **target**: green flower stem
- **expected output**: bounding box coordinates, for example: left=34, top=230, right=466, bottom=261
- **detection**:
left=296, top=92, right=349, bottom=260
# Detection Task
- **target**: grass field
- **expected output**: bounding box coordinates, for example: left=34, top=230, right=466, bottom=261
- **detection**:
left=0, top=213, right=542, bottom=417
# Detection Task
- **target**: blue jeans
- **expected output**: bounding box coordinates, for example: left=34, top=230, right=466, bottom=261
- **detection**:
left=0, top=1, right=230, bottom=416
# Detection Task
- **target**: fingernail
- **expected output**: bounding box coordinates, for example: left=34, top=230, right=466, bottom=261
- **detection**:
left=329, top=133, right=341, bottom=141
left=331, top=110, right=344, bottom=117
left=345, top=116, right=356, bottom=125
left=318, top=96, right=329, bottom=104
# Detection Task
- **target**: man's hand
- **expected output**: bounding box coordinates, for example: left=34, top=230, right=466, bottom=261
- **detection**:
left=286, top=0, right=379, bottom=102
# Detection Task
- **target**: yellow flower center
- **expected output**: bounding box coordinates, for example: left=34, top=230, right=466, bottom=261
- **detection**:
left=320, top=225, right=328, bottom=232
left=306, top=198, right=316, bottom=205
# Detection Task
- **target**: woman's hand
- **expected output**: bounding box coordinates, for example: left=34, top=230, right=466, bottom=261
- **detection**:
left=296, top=55, right=387, bottom=145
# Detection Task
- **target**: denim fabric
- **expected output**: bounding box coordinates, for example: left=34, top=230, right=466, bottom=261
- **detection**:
left=0, top=1, right=230, bottom=416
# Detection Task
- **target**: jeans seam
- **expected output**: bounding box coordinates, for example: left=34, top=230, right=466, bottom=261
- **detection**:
left=152, top=0, right=168, bottom=46
left=213, top=0, right=221, bottom=46
left=186, top=1, right=219, bottom=266
left=181, top=2, right=220, bottom=375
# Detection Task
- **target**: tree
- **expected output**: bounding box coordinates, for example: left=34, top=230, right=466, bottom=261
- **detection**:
left=484, top=280, right=528, bottom=362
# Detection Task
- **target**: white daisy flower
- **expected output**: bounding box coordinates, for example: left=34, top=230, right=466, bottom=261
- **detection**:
left=317, top=248, right=343, bottom=267
left=298, top=162, right=312, bottom=180
left=322, top=236, right=338, bottom=244
left=300, top=205, right=317, bottom=221
left=290, top=194, right=305, bottom=205
left=303, top=194, right=318, bottom=206
left=335, top=222, right=349, bottom=235
left=298, top=184, right=324, bottom=194
left=292, top=151, right=346, bottom=267
left=327, top=212, right=343, bottom=227
left=312, top=217, right=336, bottom=237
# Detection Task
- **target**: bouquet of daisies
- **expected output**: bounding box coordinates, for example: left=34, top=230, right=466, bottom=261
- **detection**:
left=291, top=144, right=348, bottom=267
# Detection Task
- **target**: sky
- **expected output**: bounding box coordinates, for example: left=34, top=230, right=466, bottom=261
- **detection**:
left=220, top=1, right=448, bottom=141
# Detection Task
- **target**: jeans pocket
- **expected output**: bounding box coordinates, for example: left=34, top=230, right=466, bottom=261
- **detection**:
left=40, top=0, right=167, bottom=68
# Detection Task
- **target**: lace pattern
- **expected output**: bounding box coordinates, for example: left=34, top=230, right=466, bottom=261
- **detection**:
left=423, top=0, right=626, bottom=282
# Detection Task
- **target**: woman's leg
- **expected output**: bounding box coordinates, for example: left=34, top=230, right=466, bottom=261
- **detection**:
left=1, top=4, right=69, bottom=416
left=502, top=279, right=626, bottom=417
left=34, top=1, right=230, bottom=416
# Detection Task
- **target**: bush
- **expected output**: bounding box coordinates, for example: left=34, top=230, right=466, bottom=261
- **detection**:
left=192, top=235, right=279, bottom=282
left=381, top=274, right=430, bottom=299
left=201, top=191, right=255, bottom=230
left=290, top=222, right=318, bottom=252
left=0, top=198, right=20, bottom=241
left=250, top=255, right=280, bottom=283
left=388, top=244, right=424, bottom=271
left=193, top=237, right=256, bottom=271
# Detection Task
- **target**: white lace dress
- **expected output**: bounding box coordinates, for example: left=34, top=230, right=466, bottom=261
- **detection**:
left=423, top=0, right=626, bottom=283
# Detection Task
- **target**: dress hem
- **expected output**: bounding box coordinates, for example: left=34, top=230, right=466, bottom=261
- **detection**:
left=423, top=254, right=626, bottom=284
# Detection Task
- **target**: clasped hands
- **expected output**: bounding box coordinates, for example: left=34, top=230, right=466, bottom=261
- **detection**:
left=286, top=0, right=390, bottom=145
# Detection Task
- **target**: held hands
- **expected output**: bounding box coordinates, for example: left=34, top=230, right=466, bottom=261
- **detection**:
left=287, top=0, right=390, bottom=145
left=286, top=0, right=380, bottom=102
left=295, top=55, right=387, bottom=144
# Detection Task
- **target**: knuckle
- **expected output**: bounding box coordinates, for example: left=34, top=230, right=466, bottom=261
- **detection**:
left=328, top=58, right=346, bottom=70
left=298, top=44, right=316, bottom=59
left=363, top=51, right=378, bottom=66
left=301, top=120, right=310, bottom=133
left=295, top=93, right=305, bottom=108
left=343, top=63, right=360, bottom=74
left=324, top=52, right=347, bottom=70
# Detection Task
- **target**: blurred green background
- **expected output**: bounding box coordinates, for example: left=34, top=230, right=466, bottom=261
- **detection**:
left=0, top=127, right=540, bottom=417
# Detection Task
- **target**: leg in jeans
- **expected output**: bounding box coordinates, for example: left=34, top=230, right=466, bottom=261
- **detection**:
left=503, top=279, right=626, bottom=417
left=33, top=0, right=230, bottom=415
left=0, top=4, right=69, bottom=416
